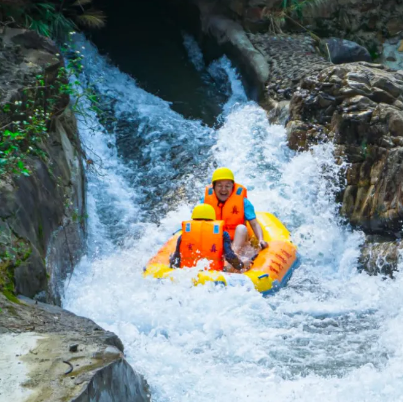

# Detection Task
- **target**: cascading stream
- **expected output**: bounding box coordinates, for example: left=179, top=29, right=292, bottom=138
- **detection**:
left=64, top=36, right=403, bottom=402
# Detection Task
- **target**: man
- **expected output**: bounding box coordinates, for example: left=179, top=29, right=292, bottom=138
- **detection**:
left=170, top=204, right=252, bottom=271
left=201, top=167, right=268, bottom=254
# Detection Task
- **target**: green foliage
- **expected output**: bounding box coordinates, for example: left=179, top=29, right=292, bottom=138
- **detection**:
left=72, top=209, right=88, bottom=223
left=0, top=0, right=106, bottom=42
left=262, top=0, right=332, bottom=33
left=368, top=47, right=380, bottom=61
left=0, top=36, right=108, bottom=302
left=2, top=288, right=20, bottom=303
left=0, top=39, right=109, bottom=178
left=0, top=236, right=31, bottom=303
left=23, top=2, right=74, bottom=38
left=0, top=72, right=57, bottom=177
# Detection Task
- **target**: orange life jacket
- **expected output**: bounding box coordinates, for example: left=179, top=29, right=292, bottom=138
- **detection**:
left=204, top=183, right=247, bottom=240
left=180, top=220, right=224, bottom=271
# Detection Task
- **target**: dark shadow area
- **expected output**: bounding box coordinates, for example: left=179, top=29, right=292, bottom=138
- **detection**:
left=90, top=0, right=227, bottom=125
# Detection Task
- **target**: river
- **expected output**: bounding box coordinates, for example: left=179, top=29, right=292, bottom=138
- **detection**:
left=63, top=25, right=403, bottom=402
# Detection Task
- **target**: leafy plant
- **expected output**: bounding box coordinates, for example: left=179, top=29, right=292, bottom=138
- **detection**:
left=0, top=68, right=59, bottom=177
left=0, top=0, right=106, bottom=41
left=0, top=38, right=112, bottom=178
left=0, top=236, right=31, bottom=303
left=262, top=0, right=332, bottom=34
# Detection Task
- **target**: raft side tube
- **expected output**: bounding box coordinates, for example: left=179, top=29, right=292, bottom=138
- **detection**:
left=143, top=212, right=299, bottom=295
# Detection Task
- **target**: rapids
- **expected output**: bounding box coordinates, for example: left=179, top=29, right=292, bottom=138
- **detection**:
left=63, top=36, right=403, bottom=402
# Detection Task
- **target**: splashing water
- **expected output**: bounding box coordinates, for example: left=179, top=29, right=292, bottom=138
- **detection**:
left=182, top=33, right=205, bottom=72
left=64, top=37, right=403, bottom=402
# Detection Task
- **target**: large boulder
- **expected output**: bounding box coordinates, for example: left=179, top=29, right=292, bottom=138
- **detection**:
left=358, top=236, right=403, bottom=277
left=0, top=293, right=150, bottom=401
left=287, top=63, right=403, bottom=235
left=321, top=38, right=372, bottom=64
left=199, top=13, right=270, bottom=101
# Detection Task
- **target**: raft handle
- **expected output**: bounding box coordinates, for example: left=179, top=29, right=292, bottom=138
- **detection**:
left=258, top=274, right=269, bottom=280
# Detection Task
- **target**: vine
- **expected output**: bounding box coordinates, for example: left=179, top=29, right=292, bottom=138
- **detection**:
left=0, top=35, right=105, bottom=178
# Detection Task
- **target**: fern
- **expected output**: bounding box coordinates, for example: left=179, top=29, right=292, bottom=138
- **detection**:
left=76, top=9, right=106, bottom=29
left=35, top=2, right=56, bottom=11
left=30, top=19, right=51, bottom=37
left=0, top=0, right=106, bottom=41
left=71, top=0, right=93, bottom=7
left=50, top=12, right=76, bottom=40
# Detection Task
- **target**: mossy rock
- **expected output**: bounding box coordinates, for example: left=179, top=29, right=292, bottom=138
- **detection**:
left=0, top=231, right=31, bottom=303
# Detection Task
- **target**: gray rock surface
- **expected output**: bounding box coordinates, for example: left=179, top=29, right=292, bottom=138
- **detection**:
left=286, top=62, right=403, bottom=274
left=322, top=37, right=372, bottom=64
left=200, top=13, right=270, bottom=100
left=0, top=28, right=86, bottom=305
left=358, top=236, right=403, bottom=277
left=249, top=33, right=329, bottom=104
left=0, top=293, right=150, bottom=402
left=287, top=63, right=403, bottom=234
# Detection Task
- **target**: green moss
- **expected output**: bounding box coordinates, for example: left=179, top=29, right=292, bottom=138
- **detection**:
left=3, top=289, right=20, bottom=304
left=38, top=224, right=43, bottom=242
left=367, top=45, right=380, bottom=61
left=0, top=237, right=31, bottom=303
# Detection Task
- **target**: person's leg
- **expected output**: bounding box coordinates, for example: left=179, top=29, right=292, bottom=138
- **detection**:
left=232, top=224, right=248, bottom=254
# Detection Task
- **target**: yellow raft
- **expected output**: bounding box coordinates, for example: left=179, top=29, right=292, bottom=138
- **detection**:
left=144, top=212, right=299, bottom=296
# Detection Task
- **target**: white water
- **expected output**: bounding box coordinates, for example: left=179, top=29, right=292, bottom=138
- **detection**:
left=64, top=37, right=403, bottom=402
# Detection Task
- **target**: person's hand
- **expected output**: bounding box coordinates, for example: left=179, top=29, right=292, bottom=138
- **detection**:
left=241, top=259, right=253, bottom=272
left=259, top=240, right=269, bottom=249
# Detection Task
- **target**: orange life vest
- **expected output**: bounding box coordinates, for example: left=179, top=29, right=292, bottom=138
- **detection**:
left=180, top=220, right=224, bottom=271
left=204, top=183, right=247, bottom=240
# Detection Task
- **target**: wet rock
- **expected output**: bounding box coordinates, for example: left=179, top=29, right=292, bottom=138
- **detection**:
left=200, top=14, right=270, bottom=101
left=322, top=38, right=372, bottom=64
left=359, top=237, right=403, bottom=277
left=0, top=293, right=150, bottom=402
left=286, top=120, right=311, bottom=150
left=0, top=28, right=85, bottom=305
left=387, top=18, right=403, bottom=36
left=69, top=344, right=79, bottom=353
left=10, top=29, right=59, bottom=54
left=287, top=63, right=403, bottom=237
left=248, top=32, right=329, bottom=118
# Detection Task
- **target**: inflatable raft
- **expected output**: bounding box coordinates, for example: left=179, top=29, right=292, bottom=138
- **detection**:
left=144, top=212, right=299, bottom=296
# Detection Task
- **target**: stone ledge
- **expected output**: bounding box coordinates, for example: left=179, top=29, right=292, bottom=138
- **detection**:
left=0, top=293, right=150, bottom=402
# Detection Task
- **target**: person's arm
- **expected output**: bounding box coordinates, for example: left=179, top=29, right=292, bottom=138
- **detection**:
left=223, top=232, right=246, bottom=270
left=169, top=235, right=182, bottom=268
left=244, top=199, right=268, bottom=249
left=249, top=219, right=268, bottom=249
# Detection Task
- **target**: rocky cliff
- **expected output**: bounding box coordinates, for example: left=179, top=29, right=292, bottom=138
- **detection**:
left=0, top=28, right=86, bottom=305
left=0, top=27, right=150, bottom=401
left=287, top=62, right=403, bottom=276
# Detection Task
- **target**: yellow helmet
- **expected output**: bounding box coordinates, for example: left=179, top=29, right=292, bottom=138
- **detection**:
left=191, top=204, right=216, bottom=221
left=211, top=167, right=234, bottom=183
